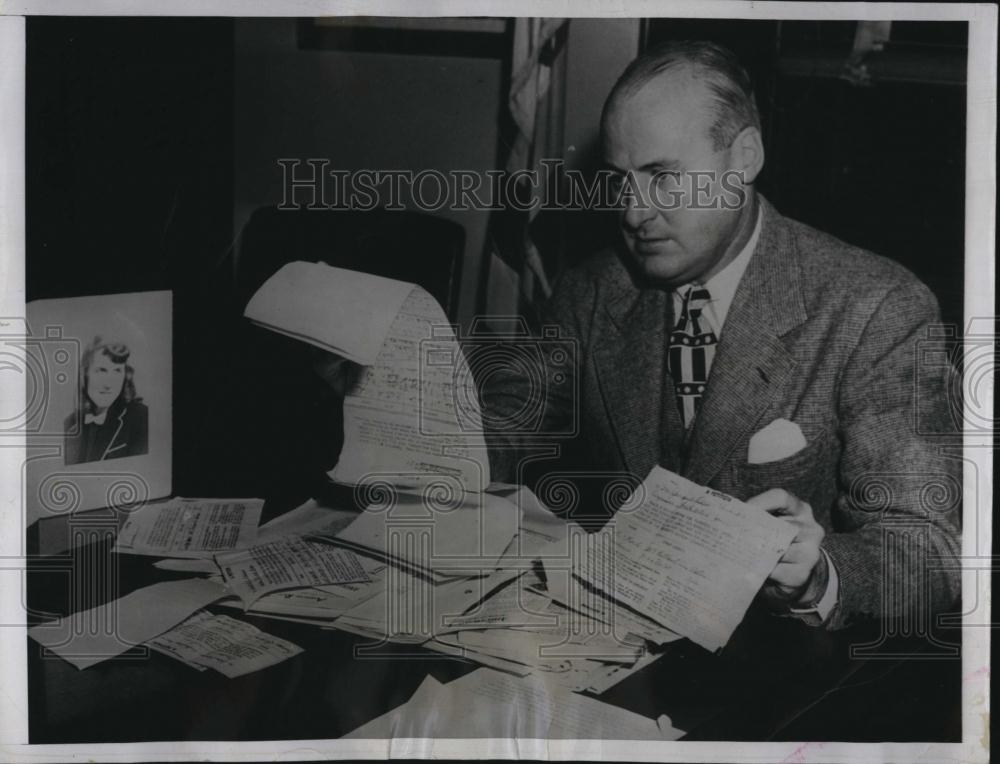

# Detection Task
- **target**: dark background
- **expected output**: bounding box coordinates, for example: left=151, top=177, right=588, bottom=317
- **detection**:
left=26, top=15, right=969, bottom=498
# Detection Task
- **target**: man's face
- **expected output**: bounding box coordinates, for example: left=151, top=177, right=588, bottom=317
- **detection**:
left=86, top=355, right=125, bottom=412
left=603, top=73, right=746, bottom=287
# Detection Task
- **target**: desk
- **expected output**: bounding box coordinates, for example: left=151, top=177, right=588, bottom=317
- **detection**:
left=26, top=507, right=963, bottom=744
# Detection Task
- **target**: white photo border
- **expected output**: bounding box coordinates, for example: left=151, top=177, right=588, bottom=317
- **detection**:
left=0, top=2, right=993, bottom=763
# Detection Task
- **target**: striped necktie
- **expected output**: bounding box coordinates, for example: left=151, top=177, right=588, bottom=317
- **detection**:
left=668, top=285, right=718, bottom=428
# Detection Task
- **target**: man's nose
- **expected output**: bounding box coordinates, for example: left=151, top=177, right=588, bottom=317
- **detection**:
left=622, top=187, right=657, bottom=232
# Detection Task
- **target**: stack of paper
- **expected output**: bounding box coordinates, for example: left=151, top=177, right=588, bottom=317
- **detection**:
left=300, top=483, right=675, bottom=694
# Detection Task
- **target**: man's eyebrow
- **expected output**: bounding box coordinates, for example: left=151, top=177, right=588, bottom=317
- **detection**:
left=602, top=159, right=683, bottom=174
left=639, top=159, right=682, bottom=173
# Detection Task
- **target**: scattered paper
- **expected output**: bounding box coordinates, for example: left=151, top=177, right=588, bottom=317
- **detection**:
left=27, top=578, right=228, bottom=670
left=332, top=490, right=519, bottom=574
left=216, top=536, right=370, bottom=607
left=443, top=621, right=639, bottom=668
left=219, top=563, right=387, bottom=621
left=115, top=497, right=263, bottom=558
left=537, top=568, right=682, bottom=646
left=439, top=581, right=556, bottom=632
left=148, top=611, right=303, bottom=678
left=575, top=466, right=797, bottom=652
left=334, top=566, right=495, bottom=644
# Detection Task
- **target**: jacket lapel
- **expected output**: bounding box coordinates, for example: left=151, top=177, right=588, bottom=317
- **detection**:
left=592, top=262, right=681, bottom=479
left=99, top=405, right=128, bottom=460
left=683, top=197, right=808, bottom=486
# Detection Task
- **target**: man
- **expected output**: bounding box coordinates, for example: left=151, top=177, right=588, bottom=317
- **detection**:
left=484, top=41, right=961, bottom=630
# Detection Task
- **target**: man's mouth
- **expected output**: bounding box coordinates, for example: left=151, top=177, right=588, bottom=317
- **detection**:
left=633, top=236, right=671, bottom=253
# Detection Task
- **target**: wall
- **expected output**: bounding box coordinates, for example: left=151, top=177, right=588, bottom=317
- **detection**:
left=233, top=19, right=504, bottom=329
left=564, top=18, right=640, bottom=172
left=26, top=17, right=239, bottom=497
left=234, top=18, right=640, bottom=325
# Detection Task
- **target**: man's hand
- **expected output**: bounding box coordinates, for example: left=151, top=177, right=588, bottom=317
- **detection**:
left=311, top=350, right=361, bottom=397
left=746, top=488, right=827, bottom=609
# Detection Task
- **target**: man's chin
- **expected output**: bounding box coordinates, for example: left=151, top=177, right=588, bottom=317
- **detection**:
left=628, top=251, right=687, bottom=287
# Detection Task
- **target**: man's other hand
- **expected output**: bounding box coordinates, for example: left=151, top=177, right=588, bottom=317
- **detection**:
left=746, top=488, right=827, bottom=609
left=312, top=351, right=362, bottom=397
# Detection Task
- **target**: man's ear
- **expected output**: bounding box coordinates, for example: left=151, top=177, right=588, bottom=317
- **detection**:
left=729, top=126, right=765, bottom=185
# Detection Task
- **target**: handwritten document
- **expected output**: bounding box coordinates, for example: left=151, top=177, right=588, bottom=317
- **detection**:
left=575, top=466, right=797, bottom=652
left=330, top=286, right=491, bottom=492
left=216, top=536, right=370, bottom=607
left=27, top=578, right=228, bottom=670
left=115, top=497, right=263, bottom=558
left=148, top=611, right=303, bottom=678
left=243, top=261, right=413, bottom=366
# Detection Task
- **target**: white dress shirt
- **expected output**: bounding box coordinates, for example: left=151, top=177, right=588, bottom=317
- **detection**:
left=670, top=208, right=762, bottom=344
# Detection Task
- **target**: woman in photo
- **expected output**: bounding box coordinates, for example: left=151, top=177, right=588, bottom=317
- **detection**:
left=63, top=337, right=149, bottom=465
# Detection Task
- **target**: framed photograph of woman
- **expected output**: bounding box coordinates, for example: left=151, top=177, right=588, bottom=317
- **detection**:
left=25, top=291, right=171, bottom=525
left=63, top=338, right=150, bottom=465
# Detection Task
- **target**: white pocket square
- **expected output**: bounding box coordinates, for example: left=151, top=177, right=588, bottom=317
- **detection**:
left=747, top=418, right=807, bottom=464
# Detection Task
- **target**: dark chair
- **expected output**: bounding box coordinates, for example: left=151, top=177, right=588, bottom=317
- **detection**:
left=235, top=206, right=464, bottom=321
left=223, top=207, right=465, bottom=509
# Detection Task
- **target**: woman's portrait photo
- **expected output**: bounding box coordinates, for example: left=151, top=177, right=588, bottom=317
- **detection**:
left=63, top=337, right=149, bottom=465
left=25, top=289, right=171, bottom=521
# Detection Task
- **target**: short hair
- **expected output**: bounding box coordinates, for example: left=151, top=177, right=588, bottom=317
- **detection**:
left=80, top=336, right=139, bottom=413
left=602, top=40, right=761, bottom=150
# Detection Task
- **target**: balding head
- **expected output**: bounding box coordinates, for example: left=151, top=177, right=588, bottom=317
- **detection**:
left=601, top=40, right=761, bottom=152
left=599, top=41, right=765, bottom=288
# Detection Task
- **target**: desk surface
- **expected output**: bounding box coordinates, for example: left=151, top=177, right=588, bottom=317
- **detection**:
left=26, top=509, right=963, bottom=744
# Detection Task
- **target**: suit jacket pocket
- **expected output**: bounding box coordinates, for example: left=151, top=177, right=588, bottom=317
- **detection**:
left=737, top=427, right=832, bottom=498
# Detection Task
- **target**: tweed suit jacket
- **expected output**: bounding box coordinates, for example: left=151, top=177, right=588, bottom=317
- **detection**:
left=485, top=196, right=962, bottom=631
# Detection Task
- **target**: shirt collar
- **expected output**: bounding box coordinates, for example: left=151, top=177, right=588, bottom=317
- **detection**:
left=674, top=206, right=763, bottom=331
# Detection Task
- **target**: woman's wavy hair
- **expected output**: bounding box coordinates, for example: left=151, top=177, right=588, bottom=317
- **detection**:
left=80, top=336, right=139, bottom=414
